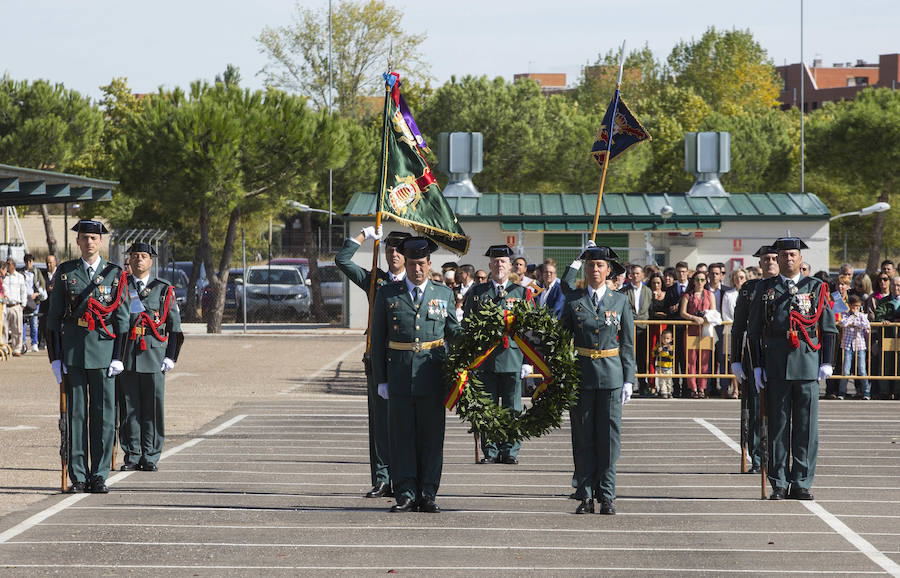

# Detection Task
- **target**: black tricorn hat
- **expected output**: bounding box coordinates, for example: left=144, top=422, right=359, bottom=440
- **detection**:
left=71, top=220, right=108, bottom=235
left=484, top=245, right=514, bottom=258
left=441, top=261, right=458, bottom=271
left=126, top=242, right=158, bottom=256
left=384, top=231, right=412, bottom=247
left=399, top=236, right=438, bottom=259
left=752, top=245, right=777, bottom=257
left=772, top=237, right=809, bottom=251
left=610, top=260, right=627, bottom=276
left=579, top=246, right=620, bottom=262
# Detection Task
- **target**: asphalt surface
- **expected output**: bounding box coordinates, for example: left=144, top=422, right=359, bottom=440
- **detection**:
left=0, top=335, right=898, bottom=575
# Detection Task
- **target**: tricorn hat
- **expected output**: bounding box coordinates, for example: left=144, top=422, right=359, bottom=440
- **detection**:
left=399, top=236, right=438, bottom=259
left=384, top=231, right=412, bottom=247
left=441, top=261, right=458, bottom=272
left=579, top=246, right=620, bottom=262
left=772, top=237, right=809, bottom=251
left=126, top=242, right=158, bottom=256
left=752, top=245, right=777, bottom=257
left=484, top=245, right=514, bottom=258
left=71, top=220, right=108, bottom=235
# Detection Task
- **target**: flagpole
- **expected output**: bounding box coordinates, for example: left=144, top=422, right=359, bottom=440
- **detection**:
left=365, top=69, right=393, bottom=356
left=590, top=41, right=626, bottom=242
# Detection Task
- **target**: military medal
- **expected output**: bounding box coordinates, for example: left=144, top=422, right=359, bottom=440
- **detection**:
left=797, top=293, right=812, bottom=315
left=789, top=285, right=798, bottom=296
left=605, top=311, right=612, bottom=326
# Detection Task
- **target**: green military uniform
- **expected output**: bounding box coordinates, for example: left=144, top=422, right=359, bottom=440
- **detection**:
left=372, top=250, right=460, bottom=509
left=561, top=282, right=635, bottom=505
left=747, top=263, right=837, bottom=496
left=335, top=235, right=407, bottom=492
left=47, top=246, right=130, bottom=490
left=119, top=273, right=183, bottom=469
left=462, top=280, right=530, bottom=461
left=731, top=277, right=763, bottom=471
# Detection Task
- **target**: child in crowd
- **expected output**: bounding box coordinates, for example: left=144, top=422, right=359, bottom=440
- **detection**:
left=840, top=294, right=871, bottom=400
left=654, top=329, right=675, bottom=398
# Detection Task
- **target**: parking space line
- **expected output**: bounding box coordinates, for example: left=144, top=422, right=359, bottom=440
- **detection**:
left=278, top=341, right=366, bottom=394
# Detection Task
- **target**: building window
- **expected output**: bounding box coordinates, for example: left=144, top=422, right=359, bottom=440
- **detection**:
left=856, top=76, right=869, bottom=86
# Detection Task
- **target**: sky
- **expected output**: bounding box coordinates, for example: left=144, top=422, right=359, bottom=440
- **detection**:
left=2, top=0, right=898, bottom=102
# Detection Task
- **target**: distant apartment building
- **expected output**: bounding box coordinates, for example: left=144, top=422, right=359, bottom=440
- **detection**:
left=513, top=73, right=568, bottom=95
left=776, top=53, right=900, bottom=111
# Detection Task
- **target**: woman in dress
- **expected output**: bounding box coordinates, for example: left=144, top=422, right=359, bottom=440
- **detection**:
left=680, top=271, right=714, bottom=398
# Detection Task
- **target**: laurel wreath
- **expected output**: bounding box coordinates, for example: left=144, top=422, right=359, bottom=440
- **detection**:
left=447, top=300, right=580, bottom=443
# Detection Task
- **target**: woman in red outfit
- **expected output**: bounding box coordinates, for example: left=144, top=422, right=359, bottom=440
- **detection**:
left=680, top=271, right=714, bottom=397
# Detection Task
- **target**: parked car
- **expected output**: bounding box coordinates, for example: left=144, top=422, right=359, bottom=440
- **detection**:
left=317, top=261, right=344, bottom=318
left=235, top=265, right=310, bottom=321
left=157, top=268, right=189, bottom=310
left=201, top=268, right=243, bottom=321
left=269, top=257, right=309, bottom=279
left=168, top=261, right=208, bottom=303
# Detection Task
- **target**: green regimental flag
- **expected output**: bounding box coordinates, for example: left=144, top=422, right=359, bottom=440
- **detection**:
left=377, top=72, right=470, bottom=255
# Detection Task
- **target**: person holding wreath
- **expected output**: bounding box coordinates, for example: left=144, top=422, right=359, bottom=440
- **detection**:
left=561, top=245, right=635, bottom=515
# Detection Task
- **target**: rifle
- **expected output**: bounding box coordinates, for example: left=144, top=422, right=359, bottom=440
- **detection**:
left=739, top=375, right=749, bottom=473
left=58, top=377, right=68, bottom=493
left=758, top=382, right=768, bottom=499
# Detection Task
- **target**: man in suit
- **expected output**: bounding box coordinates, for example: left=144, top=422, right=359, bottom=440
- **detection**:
left=119, top=242, right=184, bottom=472
left=538, top=258, right=565, bottom=318
left=335, top=226, right=410, bottom=498
left=46, top=220, right=131, bottom=493
left=621, top=264, right=651, bottom=395
left=561, top=246, right=635, bottom=515
left=730, top=245, right=779, bottom=475
left=463, top=245, right=534, bottom=464
left=706, top=262, right=730, bottom=396
left=372, top=236, right=460, bottom=513
left=664, top=261, right=691, bottom=397
left=747, top=237, right=837, bottom=500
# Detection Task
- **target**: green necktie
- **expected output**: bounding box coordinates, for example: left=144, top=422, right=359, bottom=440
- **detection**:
left=414, top=287, right=423, bottom=306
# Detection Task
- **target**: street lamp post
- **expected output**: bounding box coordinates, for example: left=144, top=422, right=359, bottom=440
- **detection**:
left=829, top=202, right=891, bottom=263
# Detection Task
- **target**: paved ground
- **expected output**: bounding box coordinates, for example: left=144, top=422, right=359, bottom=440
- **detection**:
left=0, top=334, right=898, bottom=575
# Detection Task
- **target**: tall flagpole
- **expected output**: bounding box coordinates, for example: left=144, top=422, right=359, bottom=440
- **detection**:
left=590, top=41, right=626, bottom=242
left=365, top=62, right=393, bottom=356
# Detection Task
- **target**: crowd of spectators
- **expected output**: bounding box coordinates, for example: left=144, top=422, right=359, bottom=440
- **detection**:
left=1, top=254, right=54, bottom=358
left=428, top=254, right=900, bottom=400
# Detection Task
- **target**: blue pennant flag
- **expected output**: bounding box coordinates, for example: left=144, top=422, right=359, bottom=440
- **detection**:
left=590, top=90, right=651, bottom=166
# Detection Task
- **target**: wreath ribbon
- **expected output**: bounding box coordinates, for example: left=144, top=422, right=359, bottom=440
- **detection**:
left=445, top=312, right=553, bottom=410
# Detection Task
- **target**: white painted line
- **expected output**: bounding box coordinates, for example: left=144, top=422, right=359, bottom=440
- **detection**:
left=278, top=341, right=366, bottom=394
left=202, top=415, right=248, bottom=436
left=0, top=425, right=38, bottom=431
left=802, top=501, right=900, bottom=576
left=701, top=415, right=900, bottom=577
left=0, top=494, right=91, bottom=544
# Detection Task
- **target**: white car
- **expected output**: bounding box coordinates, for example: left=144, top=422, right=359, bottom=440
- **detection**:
left=236, top=265, right=310, bottom=321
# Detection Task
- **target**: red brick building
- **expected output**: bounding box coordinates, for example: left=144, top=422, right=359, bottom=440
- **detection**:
left=513, top=73, right=568, bottom=95
left=777, top=53, right=900, bottom=111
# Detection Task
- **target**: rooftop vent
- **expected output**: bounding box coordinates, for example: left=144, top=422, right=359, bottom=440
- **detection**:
left=685, top=131, right=730, bottom=197
left=437, top=132, right=483, bottom=198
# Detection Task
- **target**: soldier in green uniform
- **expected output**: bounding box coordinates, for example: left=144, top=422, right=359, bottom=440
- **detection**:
left=119, top=242, right=184, bottom=472
left=335, top=226, right=410, bottom=498
left=747, top=237, right=837, bottom=500
left=730, top=245, right=779, bottom=474
left=462, top=245, right=534, bottom=465
left=372, top=237, right=460, bottom=513
left=46, top=220, right=130, bottom=493
left=560, top=246, right=634, bottom=515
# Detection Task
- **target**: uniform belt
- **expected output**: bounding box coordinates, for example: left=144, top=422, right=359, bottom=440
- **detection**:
left=77, top=318, right=90, bottom=327
left=389, top=339, right=445, bottom=353
left=575, top=346, right=619, bottom=359
left=133, top=327, right=146, bottom=336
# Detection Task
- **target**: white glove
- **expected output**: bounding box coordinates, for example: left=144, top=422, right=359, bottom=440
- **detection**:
left=818, top=364, right=833, bottom=382
left=377, top=383, right=389, bottom=399
left=621, top=382, right=633, bottom=404
left=361, top=225, right=383, bottom=241
left=50, top=360, right=66, bottom=384
left=585, top=239, right=596, bottom=250
left=107, top=360, right=124, bottom=377
left=161, top=357, right=175, bottom=373
left=753, top=367, right=765, bottom=393
left=731, top=362, right=745, bottom=382
left=520, top=364, right=533, bottom=380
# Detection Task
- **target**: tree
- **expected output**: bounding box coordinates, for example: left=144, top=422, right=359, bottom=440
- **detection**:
left=113, top=81, right=350, bottom=332
left=806, top=87, right=900, bottom=271
left=667, top=27, right=782, bottom=115
left=257, top=0, right=427, bottom=117
left=0, top=76, right=104, bottom=255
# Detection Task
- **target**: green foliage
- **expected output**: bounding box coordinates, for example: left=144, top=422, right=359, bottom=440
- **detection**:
left=257, top=0, right=428, bottom=117
left=448, top=300, right=579, bottom=443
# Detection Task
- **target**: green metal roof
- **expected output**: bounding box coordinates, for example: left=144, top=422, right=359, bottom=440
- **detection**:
left=0, top=164, right=116, bottom=206
left=343, top=191, right=830, bottom=231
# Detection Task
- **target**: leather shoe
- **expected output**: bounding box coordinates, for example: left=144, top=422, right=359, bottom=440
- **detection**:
left=366, top=483, right=391, bottom=498
left=89, top=478, right=109, bottom=494
left=501, top=456, right=518, bottom=465
left=139, top=461, right=158, bottom=472
left=68, top=481, right=87, bottom=493
left=419, top=497, right=441, bottom=513
left=575, top=499, right=594, bottom=514
left=598, top=498, right=616, bottom=515
left=769, top=487, right=787, bottom=500
left=745, top=466, right=761, bottom=474
left=390, top=496, right=417, bottom=513
left=479, top=456, right=499, bottom=464
left=120, top=463, right=139, bottom=471
left=788, top=487, right=814, bottom=500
